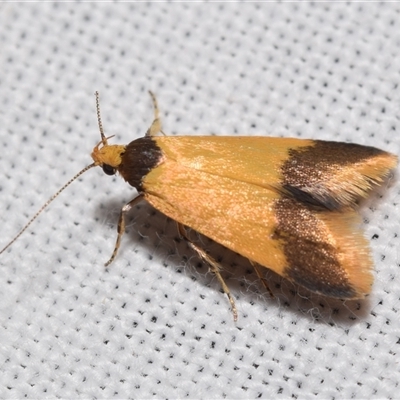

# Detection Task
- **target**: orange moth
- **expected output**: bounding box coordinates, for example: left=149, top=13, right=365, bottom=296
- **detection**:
left=1, top=92, right=398, bottom=320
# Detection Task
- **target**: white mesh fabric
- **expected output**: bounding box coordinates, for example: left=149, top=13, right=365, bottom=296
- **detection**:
left=0, top=3, right=399, bottom=399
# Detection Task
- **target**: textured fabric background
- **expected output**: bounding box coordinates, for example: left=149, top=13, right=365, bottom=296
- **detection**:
left=0, top=3, right=399, bottom=399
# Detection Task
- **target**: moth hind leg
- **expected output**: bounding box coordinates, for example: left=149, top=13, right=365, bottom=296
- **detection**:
left=146, top=91, right=166, bottom=137
left=250, top=260, right=275, bottom=298
left=177, top=223, right=238, bottom=321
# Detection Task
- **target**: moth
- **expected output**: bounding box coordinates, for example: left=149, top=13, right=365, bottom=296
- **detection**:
left=2, top=93, right=397, bottom=320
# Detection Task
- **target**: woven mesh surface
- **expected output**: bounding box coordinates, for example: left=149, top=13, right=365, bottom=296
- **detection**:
left=0, top=3, right=399, bottom=399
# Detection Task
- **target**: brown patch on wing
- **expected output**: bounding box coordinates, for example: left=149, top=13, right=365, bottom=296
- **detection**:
left=274, top=197, right=373, bottom=299
left=281, top=141, right=397, bottom=210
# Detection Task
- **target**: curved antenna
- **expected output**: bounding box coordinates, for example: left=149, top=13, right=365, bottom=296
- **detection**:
left=0, top=163, right=96, bottom=256
left=1, top=92, right=105, bottom=256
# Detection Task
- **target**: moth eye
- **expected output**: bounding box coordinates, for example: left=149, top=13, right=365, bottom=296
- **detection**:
left=102, top=164, right=116, bottom=176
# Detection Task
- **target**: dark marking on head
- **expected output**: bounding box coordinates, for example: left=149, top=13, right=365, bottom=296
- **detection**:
left=273, top=197, right=357, bottom=299
left=118, top=136, right=163, bottom=191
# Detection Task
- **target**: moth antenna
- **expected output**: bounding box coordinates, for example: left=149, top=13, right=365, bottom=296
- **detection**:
left=0, top=163, right=96, bottom=256
left=95, top=91, right=107, bottom=145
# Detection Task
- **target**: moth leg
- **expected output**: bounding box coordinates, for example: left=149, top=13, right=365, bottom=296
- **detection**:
left=177, top=223, right=238, bottom=321
left=250, top=260, right=274, bottom=298
left=105, top=195, right=144, bottom=267
left=146, top=91, right=166, bottom=137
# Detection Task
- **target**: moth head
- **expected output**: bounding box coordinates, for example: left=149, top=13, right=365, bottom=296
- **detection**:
left=91, top=136, right=126, bottom=175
